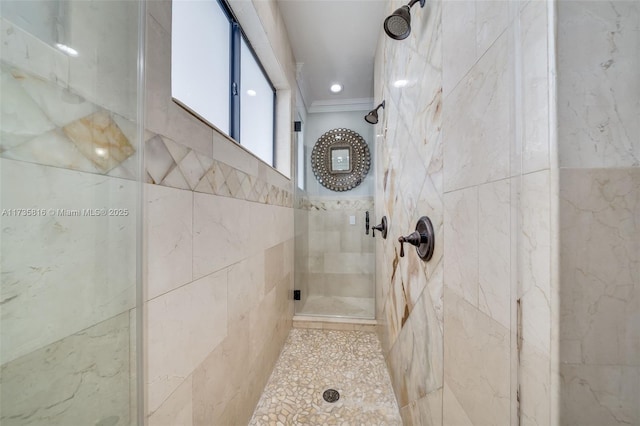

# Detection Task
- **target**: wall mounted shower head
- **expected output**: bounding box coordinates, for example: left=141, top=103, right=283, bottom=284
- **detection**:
left=384, top=0, right=425, bottom=40
left=364, top=101, right=385, bottom=124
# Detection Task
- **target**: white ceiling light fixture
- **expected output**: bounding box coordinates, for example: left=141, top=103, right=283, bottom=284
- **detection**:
left=247, top=89, right=257, bottom=96
left=330, top=83, right=343, bottom=93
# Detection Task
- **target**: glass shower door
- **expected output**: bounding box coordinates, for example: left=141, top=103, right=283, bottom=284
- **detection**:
left=293, top=112, right=376, bottom=320
left=0, top=1, right=143, bottom=424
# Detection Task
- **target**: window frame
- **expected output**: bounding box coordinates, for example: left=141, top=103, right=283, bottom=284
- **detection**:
left=172, top=0, right=277, bottom=167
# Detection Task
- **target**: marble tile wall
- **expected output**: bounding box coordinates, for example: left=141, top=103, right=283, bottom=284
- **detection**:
left=556, top=1, right=639, bottom=169
left=1, top=312, right=133, bottom=426
left=558, top=169, right=639, bottom=425
left=374, top=0, right=445, bottom=423
left=304, top=197, right=375, bottom=300
left=1, top=6, right=141, bottom=425
left=378, top=0, right=639, bottom=425
left=375, top=1, right=554, bottom=425
left=143, top=0, right=297, bottom=424
left=555, top=2, right=639, bottom=424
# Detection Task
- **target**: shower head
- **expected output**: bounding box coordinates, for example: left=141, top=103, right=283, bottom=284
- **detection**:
left=364, top=101, right=385, bottom=124
left=384, top=0, right=425, bottom=40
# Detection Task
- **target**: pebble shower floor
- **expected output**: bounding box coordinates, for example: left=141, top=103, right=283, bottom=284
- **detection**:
left=249, top=328, right=402, bottom=425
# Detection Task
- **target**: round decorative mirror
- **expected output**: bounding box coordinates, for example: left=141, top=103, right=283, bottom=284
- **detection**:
left=310, top=128, right=371, bottom=192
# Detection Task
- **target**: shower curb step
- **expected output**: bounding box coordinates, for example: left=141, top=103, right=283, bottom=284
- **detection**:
left=293, top=315, right=377, bottom=332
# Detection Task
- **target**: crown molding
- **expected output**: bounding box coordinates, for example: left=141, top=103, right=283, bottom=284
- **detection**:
left=308, top=98, right=374, bottom=113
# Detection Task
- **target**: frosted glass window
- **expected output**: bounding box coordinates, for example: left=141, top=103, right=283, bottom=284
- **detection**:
left=171, top=0, right=230, bottom=134
left=240, top=37, right=274, bottom=165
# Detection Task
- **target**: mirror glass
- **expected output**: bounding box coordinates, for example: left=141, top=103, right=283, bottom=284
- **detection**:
left=330, top=147, right=351, bottom=172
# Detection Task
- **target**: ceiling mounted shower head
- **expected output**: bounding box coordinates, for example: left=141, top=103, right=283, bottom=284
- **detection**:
left=384, top=0, right=425, bottom=40
left=364, top=101, right=385, bottom=124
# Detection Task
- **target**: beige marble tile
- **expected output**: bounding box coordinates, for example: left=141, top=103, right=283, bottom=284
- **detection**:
left=388, top=286, right=443, bottom=408
left=213, top=130, right=261, bottom=179
left=443, top=30, right=511, bottom=191
left=305, top=273, right=325, bottom=295
left=559, top=168, right=639, bottom=366
left=249, top=329, right=402, bottom=425
left=0, top=159, right=137, bottom=363
left=442, top=0, right=476, bottom=96
left=8, top=67, right=99, bottom=128
left=148, top=375, right=193, bottom=426
left=192, top=193, right=293, bottom=279
left=0, top=313, right=132, bottom=426
left=0, top=18, right=69, bottom=88
left=476, top=1, right=510, bottom=56
left=161, top=163, right=191, bottom=190
left=560, top=365, right=640, bottom=426
left=400, top=389, right=443, bottom=426
left=323, top=273, right=374, bottom=298
left=443, top=288, right=510, bottom=426
left=146, top=270, right=228, bottom=414
left=248, top=284, right=283, bottom=368
left=442, top=383, right=473, bottom=426
left=191, top=321, right=251, bottom=426
left=145, top=183, right=193, bottom=300
left=0, top=69, right=55, bottom=151
left=443, top=186, right=478, bottom=306
left=176, top=150, right=206, bottom=190
left=265, top=242, right=285, bottom=294
left=63, top=111, right=135, bottom=173
left=65, top=0, right=140, bottom=119
left=520, top=343, right=550, bottom=426
left=520, top=0, right=550, bottom=173
left=227, top=251, right=265, bottom=324
left=146, top=135, right=176, bottom=184
left=2, top=129, right=102, bottom=174
left=557, top=1, right=640, bottom=168
left=478, top=179, right=511, bottom=329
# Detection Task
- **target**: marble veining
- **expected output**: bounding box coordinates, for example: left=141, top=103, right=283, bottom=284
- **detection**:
left=0, top=158, right=137, bottom=364
left=0, top=312, right=132, bottom=426
left=558, top=168, right=639, bottom=425
left=557, top=1, right=640, bottom=168
left=63, top=111, right=135, bottom=173
left=1, top=66, right=138, bottom=175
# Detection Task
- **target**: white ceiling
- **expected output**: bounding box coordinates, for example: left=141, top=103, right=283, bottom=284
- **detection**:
left=276, top=0, right=389, bottom=113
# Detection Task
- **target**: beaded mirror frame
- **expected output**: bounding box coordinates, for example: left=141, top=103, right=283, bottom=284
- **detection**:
left=310, top=128, right=371, bottom=192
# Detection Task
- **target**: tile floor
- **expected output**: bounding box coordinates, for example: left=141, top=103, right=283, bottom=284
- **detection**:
left=249, top=328, right=402, bottom=426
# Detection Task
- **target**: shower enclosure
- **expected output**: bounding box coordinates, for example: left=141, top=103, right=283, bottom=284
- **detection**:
left=294, top=110, right=376, bottom=319
left=0, top=1, right=144, bottom=424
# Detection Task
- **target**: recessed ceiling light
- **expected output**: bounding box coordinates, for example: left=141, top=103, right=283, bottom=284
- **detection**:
left=55, top=43, right=79, bottom=57
left=247, top=89, right=257, bottom=96
left=95, top=147, right=108, bottom=157
left=393, top=79, right=408, bottom=88
left=330, top=83, right=343, bottom=93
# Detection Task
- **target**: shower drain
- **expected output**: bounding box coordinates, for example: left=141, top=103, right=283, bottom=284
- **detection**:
left=322, top=389, right=340, bottom=403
